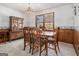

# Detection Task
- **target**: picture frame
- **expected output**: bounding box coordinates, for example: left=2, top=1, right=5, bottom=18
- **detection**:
left=36, top=12, right=54, bottom=30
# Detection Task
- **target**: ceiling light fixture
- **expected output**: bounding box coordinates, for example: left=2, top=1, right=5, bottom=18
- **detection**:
left=26, top=3, right=32, bottom=15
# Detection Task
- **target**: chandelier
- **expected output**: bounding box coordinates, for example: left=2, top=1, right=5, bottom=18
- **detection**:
left=26, top=3, right=32, bottom=15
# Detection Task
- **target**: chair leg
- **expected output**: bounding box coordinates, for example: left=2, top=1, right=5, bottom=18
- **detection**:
left=54, top=44, right=57, bottom=55
left=39, top=47, right=41, bottom=56
left=57, top=45, right=60, bottom=52
left=32, top=46, right=34, bottom=55
left=32, top=42, right=34, bottom=55
left=45, top=44, right=48, bottom=56
left=29, top=44, right=31, bottom=53
left=29, top=39, right=32, bottom=53
left=24, top=45, right=26, bottom=50
left=24, top=42, right=26, bottom=50
left=40, top=39, right=42, bottom=56
left=57, top=43, right=60, bottom=52
left=49, top=43, right=50, bottom=47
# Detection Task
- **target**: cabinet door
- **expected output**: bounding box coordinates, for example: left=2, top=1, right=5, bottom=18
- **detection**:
left=10, top=16, right=23, bottom=32
left=12, top=19, right=18, bottom=31
left=18, top=19, right=23, bottom=29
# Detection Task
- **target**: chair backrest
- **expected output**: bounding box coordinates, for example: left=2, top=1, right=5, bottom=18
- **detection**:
left=30, top=27, right=42, bottom=44
left=23, top=27, right=30, bottom=42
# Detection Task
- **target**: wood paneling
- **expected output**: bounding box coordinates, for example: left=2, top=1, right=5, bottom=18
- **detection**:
left=58, top=29, right=73, bottom=44
left=73, top=29, right=79, bottom=55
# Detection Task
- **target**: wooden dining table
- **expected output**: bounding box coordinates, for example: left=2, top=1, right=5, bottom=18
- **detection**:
left=41, top=31, right=56, bottom=37
left=40, top=31, right=56, bottom=55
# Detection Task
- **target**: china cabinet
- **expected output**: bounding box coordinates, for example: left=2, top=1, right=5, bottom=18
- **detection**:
left=9, top=16, right=24, bottom=41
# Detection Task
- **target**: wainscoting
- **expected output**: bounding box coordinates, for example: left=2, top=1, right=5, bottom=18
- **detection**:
left=58, top=28, right=74, bottom=44
left=73, top=29, right=79, bottom=56
left=58, top=27, right=79, bottom=55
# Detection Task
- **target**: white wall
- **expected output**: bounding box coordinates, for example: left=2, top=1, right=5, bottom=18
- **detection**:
left=0, top=5, right=25, bottom=28
left=54, top=4, right=74, bottom=28
left=74, top=4, right=79, bottom=30
left=0, top=4, right=74, bottom=28
left=35, top=4, right=74, bottom=28
left=25, top=12, right=35, bottom=27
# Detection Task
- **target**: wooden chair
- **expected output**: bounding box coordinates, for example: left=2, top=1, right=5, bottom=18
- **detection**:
left=23, top=27, right=31, bottom=53
left=30, top=28, right=47, bottom=56
left=48, top=27, right=60, bottom=55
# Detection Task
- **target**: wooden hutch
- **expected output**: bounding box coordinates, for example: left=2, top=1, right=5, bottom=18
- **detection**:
left=9, top=16, right=24, bottom=41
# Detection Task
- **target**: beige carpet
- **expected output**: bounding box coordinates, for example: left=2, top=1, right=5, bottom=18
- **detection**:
left=0, top=39, right=76, bottom=56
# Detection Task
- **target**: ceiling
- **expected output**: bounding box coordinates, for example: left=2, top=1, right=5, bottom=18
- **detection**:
left=0, top=3, right=71, bottom=13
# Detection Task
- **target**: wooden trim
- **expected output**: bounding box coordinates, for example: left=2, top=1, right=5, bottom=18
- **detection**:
left=9, top=37, right=24, bottom=42
left=53, top=12, right=55, bottom=29
left=36, top=12, right=54, bottom=16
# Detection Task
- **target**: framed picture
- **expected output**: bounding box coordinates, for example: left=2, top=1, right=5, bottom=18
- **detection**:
left=44, top=13, right=54, bottom=30
left=36, top=12, right=54, bottom=30
left=36, top=15, right=44, bottom=28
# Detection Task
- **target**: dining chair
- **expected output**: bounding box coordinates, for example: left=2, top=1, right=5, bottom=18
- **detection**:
left=23, top=27, right=31, bottom=53
left=30, top=28, right=47, bottom=56
left=48, top=27, right=60, bottom=55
